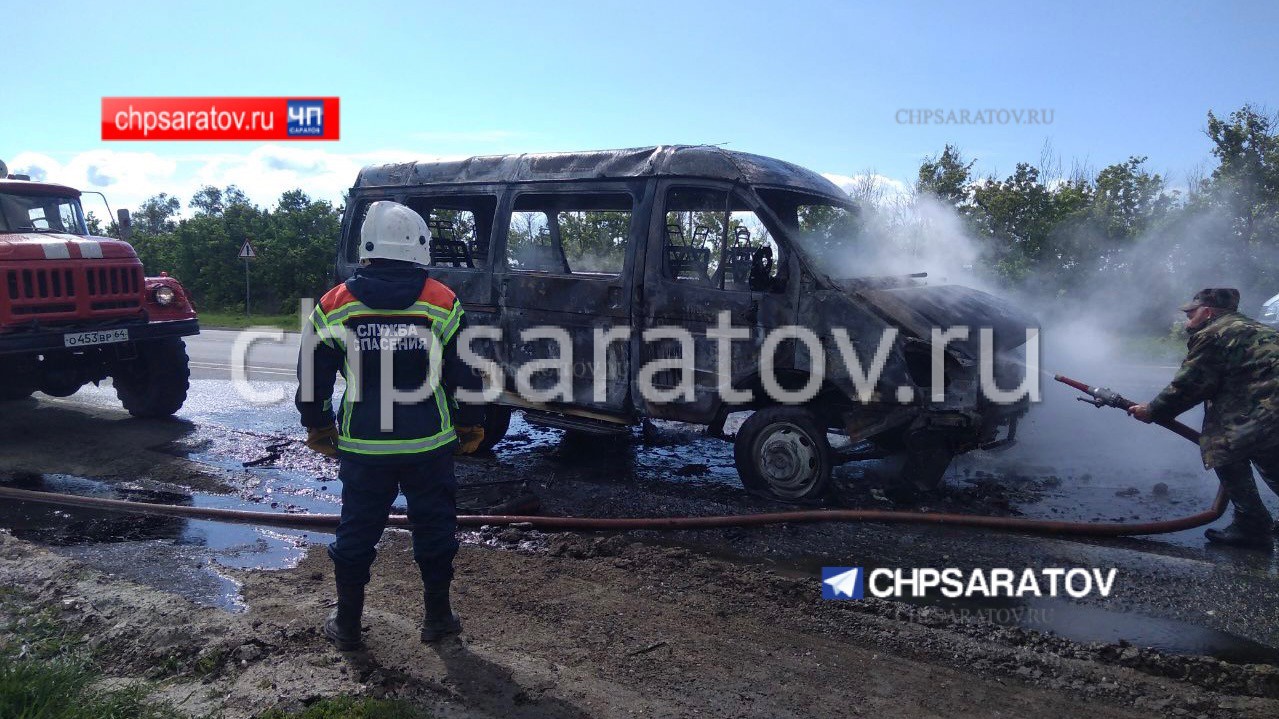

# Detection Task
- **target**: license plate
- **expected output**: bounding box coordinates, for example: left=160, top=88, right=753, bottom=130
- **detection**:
left=64, top=328, right=130, bottom=348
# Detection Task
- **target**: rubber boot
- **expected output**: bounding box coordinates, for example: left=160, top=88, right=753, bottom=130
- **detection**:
left=1205, top=522, right=1274, bottom=550
left=1212, top=463, right=1275, bottom=549
left=322, top=583, right=365, bottom=651
left=421, top=582, right=463, bottom=642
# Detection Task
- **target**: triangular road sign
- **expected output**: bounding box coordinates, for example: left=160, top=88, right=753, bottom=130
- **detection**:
left=239, top=240, right=257, bottom=259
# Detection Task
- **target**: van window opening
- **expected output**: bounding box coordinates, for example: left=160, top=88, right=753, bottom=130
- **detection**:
left=506, top=193, right=633, bottom=277
left=663, top=187, right=784, bottom=292
left=345, top=195, right=498, bottom=268
left=404, top=195, right=498, bottom=271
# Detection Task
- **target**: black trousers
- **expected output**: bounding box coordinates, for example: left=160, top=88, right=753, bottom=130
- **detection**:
left=327, top=450, right=458, bottom=587
left=1214, top=445, right=1279, bottom=529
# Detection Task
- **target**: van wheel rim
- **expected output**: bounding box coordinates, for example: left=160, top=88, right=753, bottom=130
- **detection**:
left=757, top=422, right=819, bottom=496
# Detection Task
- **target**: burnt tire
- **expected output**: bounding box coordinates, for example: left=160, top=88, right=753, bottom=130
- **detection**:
left=478, top=405, right=513, bottom=452
left=900, top=429, right=956, bottom=492
left=734, top=406, right=833, bottom=502
left=113, top=338, right=190, bottom=419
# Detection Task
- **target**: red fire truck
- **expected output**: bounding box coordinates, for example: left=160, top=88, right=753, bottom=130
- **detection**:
left=0, top=160, right=198, bottom=417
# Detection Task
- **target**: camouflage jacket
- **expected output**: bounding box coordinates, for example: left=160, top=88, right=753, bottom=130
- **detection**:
left=1148, top=312, right=1279, bottom=468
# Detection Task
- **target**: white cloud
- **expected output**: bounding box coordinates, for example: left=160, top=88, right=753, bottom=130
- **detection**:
left=8, top=151, right=921, bottom=221
left=821, top=172, right=913, bottom=207
left=5, top=146, right=456, bottom=218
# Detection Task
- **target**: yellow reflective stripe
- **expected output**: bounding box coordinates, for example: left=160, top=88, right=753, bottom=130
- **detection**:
left=337, top=428, right=457, bottom=455
left=434, top=384, right=452, bottom=432
left=308, top=306, right=342, bottom=349
left=324, top=300, right=450, bottom=327
left=437, top=304, right=463, bottom=343
left=340, top=355, right=354, bottom=436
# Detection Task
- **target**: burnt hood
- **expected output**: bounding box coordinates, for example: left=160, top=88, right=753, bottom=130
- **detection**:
left=856, top=284, right=1038, bottom=356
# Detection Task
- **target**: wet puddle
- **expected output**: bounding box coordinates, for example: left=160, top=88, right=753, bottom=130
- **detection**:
left=0, top=472, right=331, bottom=612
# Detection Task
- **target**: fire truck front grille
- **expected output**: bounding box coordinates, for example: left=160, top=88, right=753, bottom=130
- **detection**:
left=85, top=267, right=142, bottom=297
left=5, top=268, right=76, bottom=301
left=13, top=304, right=77, bottom=315
left=1, top=264, right=145, bottom=323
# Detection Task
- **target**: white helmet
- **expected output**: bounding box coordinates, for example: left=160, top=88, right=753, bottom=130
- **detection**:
left=359, top=201, right=431, bottom=265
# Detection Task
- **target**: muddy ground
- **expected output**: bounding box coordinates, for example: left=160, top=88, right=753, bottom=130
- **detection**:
left=2, top=364, right=1279, bottom=717
left=3, top=527, right=1278, bottom=719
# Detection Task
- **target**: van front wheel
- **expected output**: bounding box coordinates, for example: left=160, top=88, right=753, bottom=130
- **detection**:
left=734, top=407, right=832, bottom=502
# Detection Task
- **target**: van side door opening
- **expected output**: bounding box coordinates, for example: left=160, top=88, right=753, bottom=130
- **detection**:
left=498, top=188, right=642, bottom=414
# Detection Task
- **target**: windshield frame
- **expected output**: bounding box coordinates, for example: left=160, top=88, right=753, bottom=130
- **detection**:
left=0, top=190, right=89, bottom=235
left=754, top=185, right=864, bottom=282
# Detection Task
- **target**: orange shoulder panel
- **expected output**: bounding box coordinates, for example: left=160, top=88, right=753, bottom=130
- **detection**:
left=419, top=277, right=457, bottom=309
left=320, top=283, right=358, bottom=313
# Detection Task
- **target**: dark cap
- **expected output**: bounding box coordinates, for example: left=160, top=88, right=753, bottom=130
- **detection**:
left=1180, top=288, right=1240, bottom=312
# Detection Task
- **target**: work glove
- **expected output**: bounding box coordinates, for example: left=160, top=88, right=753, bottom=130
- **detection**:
left=306, top=424, right=340, bottom=458
left=455, top=425, right=485, bottom=455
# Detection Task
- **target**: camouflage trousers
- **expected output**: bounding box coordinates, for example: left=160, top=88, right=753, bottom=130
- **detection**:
left=1214, top=444, right=1279, bottom=530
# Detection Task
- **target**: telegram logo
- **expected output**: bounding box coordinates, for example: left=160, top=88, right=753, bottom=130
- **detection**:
left=821, top=567, right=864, bottom=599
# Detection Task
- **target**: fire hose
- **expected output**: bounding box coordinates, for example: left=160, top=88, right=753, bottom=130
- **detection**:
left=0, top=375, right=1226, bottom=537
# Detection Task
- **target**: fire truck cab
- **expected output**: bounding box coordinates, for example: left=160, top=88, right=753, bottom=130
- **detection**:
left=0, top=160, right=199, bottom=417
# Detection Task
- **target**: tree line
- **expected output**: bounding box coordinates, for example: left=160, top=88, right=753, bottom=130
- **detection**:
left=102, top=105, right=1276, bottom=331
left=902, top=105, right=1279, bottom=330
left=91, top=186, right=341, bottom=314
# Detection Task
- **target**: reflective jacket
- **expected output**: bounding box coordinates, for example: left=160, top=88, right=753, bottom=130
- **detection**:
left=296, top=263, right=482, bottom=465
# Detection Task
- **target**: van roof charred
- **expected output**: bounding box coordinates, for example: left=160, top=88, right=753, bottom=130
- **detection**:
left=354, top=145, right=846, bottom=199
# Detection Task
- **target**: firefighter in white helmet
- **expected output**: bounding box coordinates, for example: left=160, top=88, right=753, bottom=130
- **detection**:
left=296, top=201, right=485, bottom=649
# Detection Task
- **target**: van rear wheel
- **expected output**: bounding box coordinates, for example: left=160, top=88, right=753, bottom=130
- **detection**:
left=734, top=406, right=832, bottom=502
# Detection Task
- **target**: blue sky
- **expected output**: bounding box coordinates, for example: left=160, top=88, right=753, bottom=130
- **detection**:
left=3, top=0, right=1275, bottom=212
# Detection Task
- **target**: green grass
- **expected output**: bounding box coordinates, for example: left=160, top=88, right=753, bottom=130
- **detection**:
left=1118, top=332, right=1186, bottom=363
left=0, top=591, right=183, bottom=719
left=0, top=592, right=427, bottom=719
left=0, top=656, right=183, bottom=719
left=259, top=696, right=432, bottom=719
left=195, top=310, right=302, bottom=332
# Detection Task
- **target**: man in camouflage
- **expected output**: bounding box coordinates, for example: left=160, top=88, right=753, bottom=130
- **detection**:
left=1128, top=288, right=1279, bottom=549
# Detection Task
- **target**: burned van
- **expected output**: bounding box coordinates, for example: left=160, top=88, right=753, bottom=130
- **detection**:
left=337, top=146, right=1035, bottom=501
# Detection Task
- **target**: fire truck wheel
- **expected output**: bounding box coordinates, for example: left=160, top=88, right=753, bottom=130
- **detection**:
left=113, top=338, right=191, bottom=418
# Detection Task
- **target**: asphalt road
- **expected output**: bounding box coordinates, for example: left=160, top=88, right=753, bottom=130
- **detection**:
left=187, top=328, right=300, bottom=382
